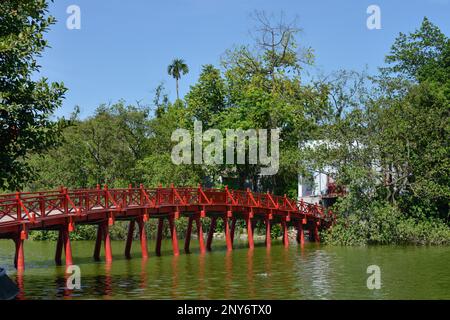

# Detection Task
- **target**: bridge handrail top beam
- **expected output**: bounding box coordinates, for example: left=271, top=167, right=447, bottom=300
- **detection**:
left=0, top=186, right=325, bottom=210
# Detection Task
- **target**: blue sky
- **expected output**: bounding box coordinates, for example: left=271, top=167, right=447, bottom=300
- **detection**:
left=38, top=0, right=450, bottom=118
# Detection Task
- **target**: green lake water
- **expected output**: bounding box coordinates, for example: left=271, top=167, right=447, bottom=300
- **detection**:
left=0, top=239, right=449, bottom=299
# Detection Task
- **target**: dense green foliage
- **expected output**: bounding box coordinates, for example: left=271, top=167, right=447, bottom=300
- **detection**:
left=0, top=0, right=66, bottom=190
left=1, top=3, right=448, bottom=244
left=318, top=18, right=450, bottom=245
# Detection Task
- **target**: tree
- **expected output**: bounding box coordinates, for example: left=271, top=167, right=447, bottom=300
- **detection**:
left=186, top=64, right=226, bottom=128
left=167, top=58, right=189, bottom=100
left=314, top=18, right=450, bottom=245
left=383, top=17, right=448, bottom=81
left=216, top=11, right=320, bottom=193
left=29, top=102, right=153, bottom=189
left=0, top=0, right=67, bottom=190
left=153, top=82, right=169, bottom=118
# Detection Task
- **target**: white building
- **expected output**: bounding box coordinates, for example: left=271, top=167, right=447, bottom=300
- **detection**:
left=298, top=169, right=334, bottom=204
left=297, top=140, right=336, bottom=204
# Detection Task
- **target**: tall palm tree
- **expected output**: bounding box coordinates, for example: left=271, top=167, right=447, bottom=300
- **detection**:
left=167, top=58, right=189, bottom=100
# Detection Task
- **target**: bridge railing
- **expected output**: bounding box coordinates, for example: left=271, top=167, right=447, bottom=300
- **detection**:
left=0, top=185, right=332, bottom=226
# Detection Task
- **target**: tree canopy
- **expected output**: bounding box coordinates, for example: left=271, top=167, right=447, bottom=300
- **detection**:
left=0, top=0, right=66, bottom=190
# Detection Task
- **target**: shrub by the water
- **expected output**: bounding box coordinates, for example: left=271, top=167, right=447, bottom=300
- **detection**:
left=321, top=198, right=450, bottom=246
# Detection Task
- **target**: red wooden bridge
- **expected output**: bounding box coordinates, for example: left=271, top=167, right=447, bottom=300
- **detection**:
left=0, top=185, right=335, bottom=271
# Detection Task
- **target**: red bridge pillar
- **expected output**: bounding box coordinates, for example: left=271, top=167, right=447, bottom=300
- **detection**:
left=103, top=222, right=113, bottom=263
left=93, top=222, right=112, bottom=262
left=265, top=216, right=271, bottom=249
left=223, top=215, right=232, bottom=251
left=185, top=214, right=206, bottom=254
left=168, top=215, right=179, bottom=256
left=14, top=237, right=25, bottom=271
left=55, top=225, right=72, bottom=266
left=63, top=227, right=73, bottom=266
left=246, top=215, right=254, bottom=250
left=282, top=218, right=289, bottom=248
left=137, top=217, right=148, bottom=259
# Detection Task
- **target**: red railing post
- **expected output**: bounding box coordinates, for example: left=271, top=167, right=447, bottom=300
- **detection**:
left=62, top=187, right=68, bottom=215
left=39, top=192, right=45, bottom=218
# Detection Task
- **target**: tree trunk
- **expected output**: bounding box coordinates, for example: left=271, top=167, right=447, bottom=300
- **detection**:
left=176, top=78, right=179, bottom=100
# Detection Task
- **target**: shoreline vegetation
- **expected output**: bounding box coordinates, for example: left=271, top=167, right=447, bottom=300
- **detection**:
left=27, top=213, right=450, bottom=246
left=1, top=2, right=449, bottom=246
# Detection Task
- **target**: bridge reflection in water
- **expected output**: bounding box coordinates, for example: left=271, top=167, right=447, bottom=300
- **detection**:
left=4, top=241, right=450, bottom=299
